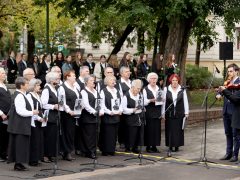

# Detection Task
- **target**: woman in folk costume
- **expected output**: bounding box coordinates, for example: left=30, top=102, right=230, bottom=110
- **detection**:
left=99, top=75, right=123, bottom=156
left=58, top=70, right=81, bottom=161
left=122, top=79, right=144, bottom=153
left=143, top=72, right=163, bottom=153
left=8, top=77, right=39, bottom=171
left=80, top=75, right=104, bottom=159
left=162, top=74, right=189, bottom=152
left=41, top=72, right=60, bottom=162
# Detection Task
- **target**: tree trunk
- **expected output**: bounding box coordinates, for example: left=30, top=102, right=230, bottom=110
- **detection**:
left=27, top=30, right=35, bottom=63
left=152, top=20, right=161, bottom=61
left=137, top=27, right=145, bottom=54
left=164, top=18, right=194, bottom=85
left=109, top=24, right=134, bottom=57
left=195, top=37, right=201, bottom=67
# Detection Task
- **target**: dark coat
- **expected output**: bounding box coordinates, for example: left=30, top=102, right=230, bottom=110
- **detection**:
left=7, top=57, right=18, bottom=83
left=83, top=61, right=95, bottom=74
left=18, top=60, right=28, bottom=76
left=222, top=89, right=240, bottom=129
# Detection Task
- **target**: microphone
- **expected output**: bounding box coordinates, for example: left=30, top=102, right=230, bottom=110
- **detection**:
left=181, top=86, right=189, bottom=90
left=214, top=64, right=220, bottom=73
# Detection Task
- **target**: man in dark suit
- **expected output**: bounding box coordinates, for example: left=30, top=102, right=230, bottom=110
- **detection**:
left=38, top=54, right=52, bottom=89
left=17, top=53, right=28, bottom=76
left=218, top=64, right=240, bottom=162
left=7, top=50, right=18, bottom=83
left=83, top=53, right=95, bottom=74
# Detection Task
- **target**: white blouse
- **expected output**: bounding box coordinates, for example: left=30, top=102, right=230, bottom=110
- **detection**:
left=122, top=90, right=141, bottom=115
left=41, top=84, right=57, bottom=110
left=15, top=90, right=33, bottom=117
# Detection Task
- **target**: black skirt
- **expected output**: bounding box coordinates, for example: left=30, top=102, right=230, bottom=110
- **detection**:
left=165, top=117, right=184, bottom=147
left=60, top=112, right=76, bottom=154
left=8, top=134, right=30, bottom=163
left=44, top=122, right=58, bottom=157
left=29, top=124, right=44, bottom=162
left=125, top=125, right=144, bottom=149
left=144, top=117, right=161, bottom=146
left=79, top=123, right=97, bottom=155
left=0, top=123, right=9, bottom=159
left=118, top=115, right=126, bottom=144
left=99, top=123, right=118, bottom=153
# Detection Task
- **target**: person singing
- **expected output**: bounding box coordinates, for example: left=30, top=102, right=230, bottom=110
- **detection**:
left=122, top=79, right=143, bottom=153
left=8, top=77, right=39, bottom=171
left=80, top=75, right=104, bottom=159
left=26, top=78, right=45, bottom=166
left=0, top=68, right=11, bottom=162
left=41, top=72, right=60, bottom=162
left=143, top=72, right=163, bottom=153
left=58, top=70, right=81, bottom=161
left=99, top=75, right=122, bottom=156
left=161, top=74, right=189, bottom=152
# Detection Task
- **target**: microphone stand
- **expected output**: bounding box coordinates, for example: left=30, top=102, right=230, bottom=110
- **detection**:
left=124, top=92, right=157, bottom=165
left=158, top=87, right=186, bottom=161
left=38, top=85, right=75, bottom=177
left=187, top=69, right=217, bottom=169
left=80, top=84, right=113, bottom=172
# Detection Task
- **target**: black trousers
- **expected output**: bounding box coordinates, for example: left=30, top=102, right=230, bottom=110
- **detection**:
left=0, top=123, right=9, bottom=159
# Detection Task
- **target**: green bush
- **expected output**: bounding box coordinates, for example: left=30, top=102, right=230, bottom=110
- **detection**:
left=185, top=64, right=212, bottom=89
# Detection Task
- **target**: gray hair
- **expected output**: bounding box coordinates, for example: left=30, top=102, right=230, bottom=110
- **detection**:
left=0, top=67, right=5, bottom=73
left=23, top=68, right=34, bottom=77
left=80, top=66, right=89, bottom=74
left=84, top=74, right=95, bottom=85
left=104, top=75, right=116, bottom=85
left=147, top=72, right=158, bottom=82
left=51, top=66, right=61, bottom=73
left=28, top=78, right=42, bottom=92
left=46, top=72, right=59, bottom=83
left=15, top=77, right=28, bottom=89
left=131, top=79, right=142, bottom=89
left=119, top=66, right=130, bottom=75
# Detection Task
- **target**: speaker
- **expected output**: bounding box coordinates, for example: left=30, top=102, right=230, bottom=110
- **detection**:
left=219, top=42, right=233, bottom=60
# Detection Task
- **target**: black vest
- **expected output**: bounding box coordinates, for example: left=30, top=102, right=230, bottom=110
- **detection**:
left=7, top=91, right=32, bottom=135
left=165, top=87, right=185, bottom=118
left=0, top=87, right=11, bottom=120
left=117, top=79, right=130, bottom=95
left=81, top=89, right=97, bottom=123
left=145, top=86, right=162, bottom=118
left=101, top=88, right=121, bottom=124
left=62, top=83, right=81, bottom=111
left=125, top=91, right=143, bottom=126
left=29, top=93, right=43, bottom=127
left=76, top=78, right=85, bottom=90
left=44, top=86, right=58, bottom=123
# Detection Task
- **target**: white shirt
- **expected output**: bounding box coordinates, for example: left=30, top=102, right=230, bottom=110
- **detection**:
left=81, top=87, right=104, bottom=115
left=0, top=83, right=8, bottom=116
left=58, top=81, right=80, bottom=113
left=100, top=86, right=123, bottom=115
left=161, top=85, right=189, bottom=116
left=41, top=84, right=57, bottom=110
left=15, top=90, right=33, bottom=117
left=122, top=90, right=141, bottom=115
left=143, top=84, right=160, bottom=105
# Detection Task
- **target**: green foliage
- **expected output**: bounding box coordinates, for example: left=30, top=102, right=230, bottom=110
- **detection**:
left=185, top=64, right=212, bottom=89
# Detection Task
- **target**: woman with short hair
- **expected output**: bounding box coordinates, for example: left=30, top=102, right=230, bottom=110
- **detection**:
left=99, top=75, right=122, bottom=156
left=41, top=72, right=60, bottom=162
left=27, top=78, right=45, bottom=166
left=8, top=77, right=39, bottom=171
left=122, top=79, right=143, bottom=153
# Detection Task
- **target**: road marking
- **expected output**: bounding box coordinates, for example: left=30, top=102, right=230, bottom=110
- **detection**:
left=116, top=151, right=240, bottom=169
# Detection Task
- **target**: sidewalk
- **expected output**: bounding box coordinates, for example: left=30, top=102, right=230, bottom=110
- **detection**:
left=0, top=119, right=239, bottom=180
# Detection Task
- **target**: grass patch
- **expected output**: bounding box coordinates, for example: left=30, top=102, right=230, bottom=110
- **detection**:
left=188, top=89, right=223, bottom=109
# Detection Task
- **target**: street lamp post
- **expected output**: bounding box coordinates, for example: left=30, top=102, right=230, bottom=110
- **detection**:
left=46, top=0, right=50, bottom=53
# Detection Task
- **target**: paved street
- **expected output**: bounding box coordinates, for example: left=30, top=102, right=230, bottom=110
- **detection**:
left=0, top=119, right=240, bottom=180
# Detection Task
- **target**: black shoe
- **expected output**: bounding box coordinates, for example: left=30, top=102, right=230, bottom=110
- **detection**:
left=14, top=163, right=28, bottom=171
left=75, top=150, right=81, bottom=155
left=108, top=152, right=115, bottom=156
left=64, top=153, right=75, bottom=161
left=229, top=156, right=238, bottom=162
left=220, top=154, right=232, bottom=160
left=146, top=147, right=154, bottom=153
left=125, top=148, right=131, bottom=152
left=175, top=147, right=179, bottom=152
